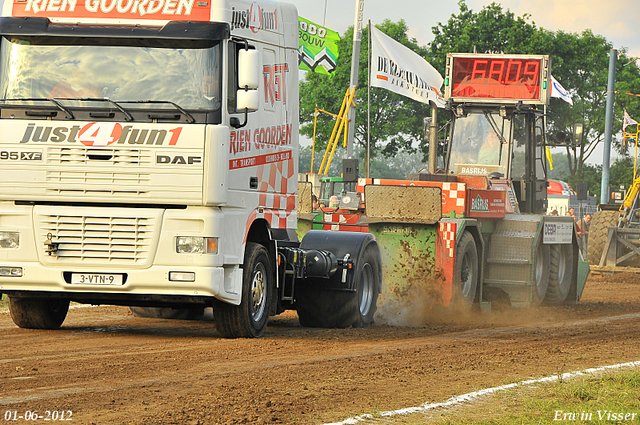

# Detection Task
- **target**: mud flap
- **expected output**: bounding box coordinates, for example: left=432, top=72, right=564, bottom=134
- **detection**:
left=576, top=251, right=590, bottom=302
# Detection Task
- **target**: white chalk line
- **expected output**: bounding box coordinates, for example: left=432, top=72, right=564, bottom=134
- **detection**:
left=324, top=360, right=640, bottom=425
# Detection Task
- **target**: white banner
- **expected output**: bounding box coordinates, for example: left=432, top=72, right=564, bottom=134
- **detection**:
left=550, top=75, right=573, bottom=105
left=370, top=26, right=444, bottom=107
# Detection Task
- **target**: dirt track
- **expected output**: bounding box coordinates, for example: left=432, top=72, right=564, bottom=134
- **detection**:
left=2, top=272, right=640, bottom=425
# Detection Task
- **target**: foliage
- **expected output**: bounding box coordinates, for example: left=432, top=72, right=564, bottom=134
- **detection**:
left=299, top=144, right=428, bottom=180
left=548, top=152, right=600, bottom=197
left=549, top=153, right=636, bottom=199
left=299, top=20, right=432, bottom=171
left=609, top=156, right=636, bottom=192
left=564, top=162, right=601, bottom=198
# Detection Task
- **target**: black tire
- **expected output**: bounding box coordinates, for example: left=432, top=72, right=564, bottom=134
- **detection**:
left=214, top=242, right=272, bottom=338
left=587, top=210, right=619, bottom=265
left=532, top=241, right=550, bottom=306
left=545, top=244, right=574, bottom=304
left=297, top=245, right=380, bottom=328
left=453, top=231, right=478, bottom=307
left=129, top=306, right=205, bottom=320
left=9, top=297, right=69, bottom=329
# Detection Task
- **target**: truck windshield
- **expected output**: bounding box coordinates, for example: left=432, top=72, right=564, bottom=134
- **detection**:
left=0, top=36, right=222, bottom=111
left=447, top=112, right=511, bottom=175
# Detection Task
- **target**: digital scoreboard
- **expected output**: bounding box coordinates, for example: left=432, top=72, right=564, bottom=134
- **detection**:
left=444, top=53, right=550, bottom=105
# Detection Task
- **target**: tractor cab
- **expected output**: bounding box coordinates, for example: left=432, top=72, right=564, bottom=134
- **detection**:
left=444, top=53, right=552, bottom=215
left=445, top=104, right=548, bottom=214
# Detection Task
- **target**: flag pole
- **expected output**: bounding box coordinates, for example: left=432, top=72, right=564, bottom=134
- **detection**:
left=366, top=20, right=371, bottom=178
left=346, top=0, right=365, bottom=160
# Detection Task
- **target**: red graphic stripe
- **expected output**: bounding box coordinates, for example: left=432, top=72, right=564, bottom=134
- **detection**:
left=229, top=150, right=292, bottom=170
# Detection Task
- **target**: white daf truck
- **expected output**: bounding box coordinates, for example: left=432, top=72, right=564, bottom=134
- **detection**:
left=0, top=0, right=382, bottom=337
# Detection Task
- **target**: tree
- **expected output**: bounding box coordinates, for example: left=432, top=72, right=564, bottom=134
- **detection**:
left=299, top=20, right=432, bottom=174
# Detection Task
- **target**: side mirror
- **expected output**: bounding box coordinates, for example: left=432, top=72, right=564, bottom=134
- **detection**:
left=232, top=49, right=261, bottom=129
left=237, top=89, right=259, bottom=112
left=238, top=49, right=261, bottom=89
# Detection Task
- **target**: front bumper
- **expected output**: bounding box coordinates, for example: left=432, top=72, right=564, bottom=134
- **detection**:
left=0, top=262, right=242, bottom=305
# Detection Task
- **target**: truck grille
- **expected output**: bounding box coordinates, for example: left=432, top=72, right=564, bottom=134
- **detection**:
left=47, top=147, right=153, bottom=166
left=45, top=147, right=152, bottom=195
left=38, top=213, right=157, bottom=265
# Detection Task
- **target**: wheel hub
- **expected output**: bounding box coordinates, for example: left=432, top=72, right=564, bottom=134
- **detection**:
left=251, top=265, right=266, bottom=320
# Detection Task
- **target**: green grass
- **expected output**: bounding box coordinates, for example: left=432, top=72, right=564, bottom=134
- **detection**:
left=0, top=293, right=7, bottom=311
left=426, top=369, right=640, bottom=424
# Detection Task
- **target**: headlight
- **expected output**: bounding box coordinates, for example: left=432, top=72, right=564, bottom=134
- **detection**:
left=0, top=232, right=19, bottom=249
left=0, top=267, right=22, bottom=277
left=176, top=236, right=218, bottom=254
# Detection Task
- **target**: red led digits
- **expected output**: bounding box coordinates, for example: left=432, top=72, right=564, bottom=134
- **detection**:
left=451, top=57, right=542, bottom=101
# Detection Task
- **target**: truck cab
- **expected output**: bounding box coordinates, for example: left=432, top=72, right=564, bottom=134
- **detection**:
left=0, top=0, right=383, bottom=337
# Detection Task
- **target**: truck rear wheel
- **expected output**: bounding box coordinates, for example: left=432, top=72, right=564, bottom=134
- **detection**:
left=297, top=245, right=380, bottom=328
left=9, top=297, right=69, bottom=329
left=214, top=242, right=272, bottom=338
left=587, top=210, right=619, bottom=265
left=453, top=231, right=478, bottom=307
left=545, top=244, right=573, bottom=304
left=129, top=306, right=205, bottom=320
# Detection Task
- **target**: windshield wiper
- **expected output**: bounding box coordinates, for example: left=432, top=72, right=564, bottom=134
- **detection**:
left=58, top=97, right=134, bottom=122
left=1, top=98, right=75, bottom=119
left=118, top=100, right=196, bottom=124
left=484, top=111, right=506, bottom=143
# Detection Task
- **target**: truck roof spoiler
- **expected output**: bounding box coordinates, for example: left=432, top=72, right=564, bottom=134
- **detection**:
left=0, top=17, right=230, bottom=40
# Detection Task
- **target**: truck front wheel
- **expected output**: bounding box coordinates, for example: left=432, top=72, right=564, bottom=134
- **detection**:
left=9, top=297, right=69, bottom=329
left=214, top=242, right=272, bottom=338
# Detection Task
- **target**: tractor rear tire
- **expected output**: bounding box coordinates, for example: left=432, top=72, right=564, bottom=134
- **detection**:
left=296, top=245, right=380, bottom=328
left=9, top=297, right=69, bottom=329
left=545, top=244, right=573, bottom=304
left=587, top=210, right=619, bottom=265
left=452, top=231, right=478, bottom=307
left=532, top=241, right=550, bottom=306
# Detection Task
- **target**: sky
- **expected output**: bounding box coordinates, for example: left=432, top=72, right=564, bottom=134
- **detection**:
left=293, top=0, right=640, bottom=59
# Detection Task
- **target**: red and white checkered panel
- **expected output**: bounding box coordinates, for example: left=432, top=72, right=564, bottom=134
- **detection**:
left=436, top=221, right=458, bottom=306
left=439, top=222, right=457, bottom=258
left=254, top=156, right=296, bottom=214
left=258, top=192, right=296, bottom=210
left=322, top=213, right=368, bottom=233
left=256, top=157, right=295, bottom=196
left=244, top=209, right=297, bottom=242
left=244, top=155, right=296, bottom=239
left=441, top=182, right=466, bottom=216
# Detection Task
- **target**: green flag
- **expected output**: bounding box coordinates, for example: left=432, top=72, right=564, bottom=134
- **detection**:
left=298, top=17, right=340, bottom=75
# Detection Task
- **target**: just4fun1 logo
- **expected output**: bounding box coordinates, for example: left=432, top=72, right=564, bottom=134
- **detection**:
left=19, top=122, right=184, bottom=147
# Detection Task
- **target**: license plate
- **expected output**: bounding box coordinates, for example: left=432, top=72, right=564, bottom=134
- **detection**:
left=71, top=273, right=123, bottom=285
